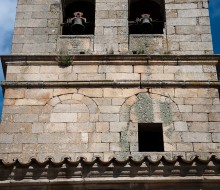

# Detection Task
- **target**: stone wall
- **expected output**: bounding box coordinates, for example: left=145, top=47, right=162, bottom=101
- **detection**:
left=165, top=0, right=213, bottom=55
left=1, top=56, right=219, bottom=163
left=12, top=0, right=60, bottom=55
left=11, top=0, right=213, bottom=55
left=94, top=0, right=128, bottom=54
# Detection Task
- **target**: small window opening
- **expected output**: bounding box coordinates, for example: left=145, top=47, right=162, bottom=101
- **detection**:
left=129, top=0, right=165, bottom=34
left=62, top=0, right=95, bottom=35
left=138, top=123, right=164, bottom=152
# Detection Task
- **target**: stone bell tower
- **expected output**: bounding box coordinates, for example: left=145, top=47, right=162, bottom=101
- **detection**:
left=11, top=0, right=213, bottom=55
left=1, top=0, right=220, bottom=190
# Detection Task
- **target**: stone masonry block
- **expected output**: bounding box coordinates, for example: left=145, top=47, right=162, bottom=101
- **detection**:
left=175, top=89, right=197, bottom=97
left=177, top=143, right=193, bottom=151
left=0, top=134, right=14, bottom=143
left=209, top=114, right=220, bottom=122
left=110, top=143, right=122, bottom=151
left=99, top=114, right=119, bottom=122
left=174, top=121, right=188, bottom=131
left=96, top=122, right=109, bottom=132
left=0, top=144, right=22, bottom=154
left=106, top=73, right=140, bottom=80
left=110, top=122, right=128, bottom=132
left=99, top=106, right=121, bottom=113
left=89, top=133, right=102, bottom=143
left=45, top=123, right=66, bottom=133
left=167, top=18, right=196, bottom=26
left=38, top=133, right=81, bottom=143
left=15, top=99, right=47, bottom=106
left=112, top=98, right=125, bottom=105
left=73, top=65, right=98, bottom=73
left=184, top=98, right=212, bottom=105
left=198, top=89, right=219, bottom=98
left=78, top=89, right=103, bottom=97
left=209, top=122, right=220, bottom=132
left=212, top=134, right=220, bottom=142
left=50, top=113, right=77, bottom=122
left=178, top=9, right=209, bottom=18
left=40, top=66, right=72, bottom=73
left=78, top=74, right=106, bottom=81
left=14, top=134, right=38, bottom=143
left=7, top=66, right=40, bottom=74
left=178, top=105, right=192, bottom=112
left=166, top=3, right=197, bottom=10
left=189, top=122, right=209, bottom=132
left=93, top=98, right=111, bottom=106
left=32, top=123, right=44, bottom=134
left=194, top=143, right=220, bottom=152
left=101, top=133, right=120, bottom=142
left=25, top=89, right=53, bottom=99
left=182, top=132, right=211, bottom=142
left=2, top=106, right=31, bottom=114
left=141, top=74, right=174, bottom=80
left=14, top=114, right=38, bottom=123
left=67, top=123, right=95, bottom=133
left=53, top=104, right=71, bottom=113
left=5, top=89, right=25, bottom=99
left=103, top=88, right=123, bottom=97
left=99, top=65, right=133, bottom=73
left=88, top=143, right=109, bottom=152
left=182, top=113, right=208, bottom=121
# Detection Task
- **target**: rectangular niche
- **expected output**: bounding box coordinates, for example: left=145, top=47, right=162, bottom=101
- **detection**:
left=138, top=123, right=164, bottom=152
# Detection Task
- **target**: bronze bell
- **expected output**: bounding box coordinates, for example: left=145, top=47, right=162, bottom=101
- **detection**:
left=140, top=14, right=153, bottom=34
left=70, top=12, right=86, bottom=35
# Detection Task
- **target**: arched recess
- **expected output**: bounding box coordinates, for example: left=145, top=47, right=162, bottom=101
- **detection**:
left=129, top=0, right=165, bottom=34
left=35, top=93, right=99, bottom=162
left=61, top=0, right=95, bottom=35
left=118, top=92, right=183, bottom=158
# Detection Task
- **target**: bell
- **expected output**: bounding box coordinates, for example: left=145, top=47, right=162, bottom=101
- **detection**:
left=140, top=14, right=153, bottom=34
left=70, top=12, right=85, bottom=35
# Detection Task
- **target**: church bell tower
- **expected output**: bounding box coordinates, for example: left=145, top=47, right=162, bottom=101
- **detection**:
left=1, top=0, right=220, bottom=189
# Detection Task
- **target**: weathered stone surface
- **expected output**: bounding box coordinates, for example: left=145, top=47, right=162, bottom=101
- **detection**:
left=0, top=0, right=219, bottom=167
left=182, top=132, right=211, bottom=143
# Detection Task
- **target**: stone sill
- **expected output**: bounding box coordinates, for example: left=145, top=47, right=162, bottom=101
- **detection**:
left=129, top=34, right=164, bottom=38
left=59, top=35, right=94, bottom=39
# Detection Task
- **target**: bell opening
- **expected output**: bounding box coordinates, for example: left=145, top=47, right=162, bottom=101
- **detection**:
left=129, top=0, right=165, bottom=34
left=62, top=0, right=95, bottom=35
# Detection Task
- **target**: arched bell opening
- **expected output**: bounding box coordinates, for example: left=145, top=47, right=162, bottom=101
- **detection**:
left=62, top=0, right=95, bottom=35
left=129, top=0, right=165, bottom=34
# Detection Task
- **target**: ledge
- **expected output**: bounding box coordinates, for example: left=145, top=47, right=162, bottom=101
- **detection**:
left=59, top=34, right=94, bottom=38
left=1, top=54, right=220, bottom=66
left=1, top=80, right=220, bottom=89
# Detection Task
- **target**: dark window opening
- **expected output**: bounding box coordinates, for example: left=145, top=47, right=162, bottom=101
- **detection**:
left=129, top=0, right=165, bottom=34
left=62, top=0, right=95, bottom=35
left=138, top=123, right=164, bottom=152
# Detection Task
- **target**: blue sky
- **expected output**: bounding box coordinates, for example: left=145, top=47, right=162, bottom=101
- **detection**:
left=0, top=0, right=220, bottom=117
left=0, top=0, right=17, bottom=117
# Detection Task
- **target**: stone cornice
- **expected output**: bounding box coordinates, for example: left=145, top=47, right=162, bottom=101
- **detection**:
left=1, top=80, right=220, bottom=89
left=1, top=55, right=220, bottom=66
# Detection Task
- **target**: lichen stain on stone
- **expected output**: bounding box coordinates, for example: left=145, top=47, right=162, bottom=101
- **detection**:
left=165, top=127, right=174, bottom=139
left=159, top=101, right=173, bottom=126
left=134, top=93, right=154, bottom=123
